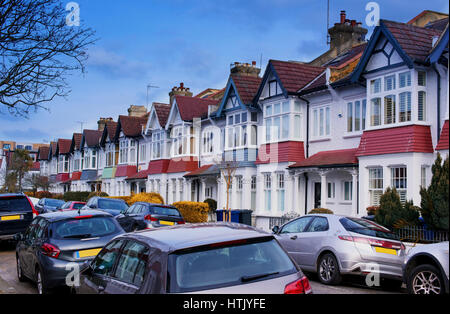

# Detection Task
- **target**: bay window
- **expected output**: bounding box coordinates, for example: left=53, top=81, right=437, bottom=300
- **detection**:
left=151, top=132, right=163, bottom=160
left=129, top=140, right=136, bottom=163
left=119, top=139, right=128, bottom=164
left=277, top=173, right=285, bottom=212
left=384, top=95, right=396, bottom=124
left=369, top=168, right=383, bottom=206
left=391, top=166, right=407, bottom=203
left=264, top=174, right=272, bottom=211
left=171, top=126, right=193, bottom=157
left=226, top=111, right=257, bottom=149
left=105, top=144, right=115, bottom=167
left=399, top=92, right=412, bottom=122
left=139, top=143, right=147, bottom=163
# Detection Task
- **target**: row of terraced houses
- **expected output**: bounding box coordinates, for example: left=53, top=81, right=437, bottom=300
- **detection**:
left=35, top=10, right=449, bottom=231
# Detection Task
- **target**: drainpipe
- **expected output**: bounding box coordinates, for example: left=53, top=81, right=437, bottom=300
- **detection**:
left=433, top=64, right=442, bottom=141
left=304, top=173, right=308, bottom=215
left=298, top=96, right=310, bottom=158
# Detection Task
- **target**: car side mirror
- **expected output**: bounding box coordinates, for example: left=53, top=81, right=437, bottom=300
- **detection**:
left=80, top=260, right=93, bottom=274
left=272, top=226, right=280, bottom=234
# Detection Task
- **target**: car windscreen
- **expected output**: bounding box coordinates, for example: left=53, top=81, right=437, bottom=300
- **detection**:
left=53, top=216, right=120, bottom=239
left=46, top=199, right=65, bottom=207
left=167, top=238, right=297, bottom=293
left=0, top=196, right=32, bottom=212
left=150, top=206, right=181, bottom=217
left=98, top=199, right=128, bottom=211
left=339, top=217, right=400, bottom=241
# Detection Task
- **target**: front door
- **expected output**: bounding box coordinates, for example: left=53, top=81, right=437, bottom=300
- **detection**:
left=314, top=182, right=321, bottom=209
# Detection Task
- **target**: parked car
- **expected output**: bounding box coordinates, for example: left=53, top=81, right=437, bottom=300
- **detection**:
left=115, top=202, right=185, bottom=232
left=15, top=210, right=125, bottom=294
left=272, top=214, right=406, bottom=289
left=403, top=241, right=449, bottom=294
left=35, top=198, right=65, bottom=214
left=75, top=222, right=312, bottom=294
left=58, top=201, right=86, bottom=211
left=83, top=197, right=128, bottom=217
left=0, top=193, right=35, bottom=241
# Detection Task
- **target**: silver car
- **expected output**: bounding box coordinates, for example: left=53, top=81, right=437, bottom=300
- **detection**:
left=403, top=241, right=449, bottom=294
left=76, top=222, right=313, bottom=294
left=273, top=214, right=406, bottom=289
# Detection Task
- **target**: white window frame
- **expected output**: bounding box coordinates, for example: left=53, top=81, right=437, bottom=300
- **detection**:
left=391, top=166, right=407, bottom=204
left=369, top=167, right=383, bottom=206
left=311, top=105, right=330, bottom=139
left=346, top=99, right=367, bottom=133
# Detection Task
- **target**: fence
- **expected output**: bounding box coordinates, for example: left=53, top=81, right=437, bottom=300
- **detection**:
left=269, top=216, right=292, bottom=231
left=393, top=226, right=449, bottom=243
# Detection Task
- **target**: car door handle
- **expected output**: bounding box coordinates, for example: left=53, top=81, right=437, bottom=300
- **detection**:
left=290, top=235, right=298, bottom=240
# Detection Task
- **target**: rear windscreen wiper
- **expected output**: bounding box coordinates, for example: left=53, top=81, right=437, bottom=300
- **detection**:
left=63, top=234, right=93, bottom=239
left=241, top=272, right=279, bottom=283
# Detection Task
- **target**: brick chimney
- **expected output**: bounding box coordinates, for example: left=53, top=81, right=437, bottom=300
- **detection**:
left=97, top=117, right=113, bottom=131
left=328, top=10, right=367, bottom=55
left=169, top=82, right=193, bottom=104
left=230, top=61, right=261, bottom=77
left=309, top=10, right=368, bottom=66
left=127, top=105, right=148, bottom=117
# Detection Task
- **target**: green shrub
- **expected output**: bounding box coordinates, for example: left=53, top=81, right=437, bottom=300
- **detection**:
left=172, top=202, right=209, bottom=223
left=35, top=191, right=53, bottom=199
left=63, top=191, right=91, bottom=202
left=88, top=191, right=109, bottom=199
left=308, top=208, right=334, bottom=214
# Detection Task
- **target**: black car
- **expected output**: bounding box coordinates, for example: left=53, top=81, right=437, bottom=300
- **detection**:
left=115, top=202, right=185, bottom=232
left=83, top=197, right=128, bottom=217
left=75, top=223, right=311, bottom=294
left=35, top=198, right=65, bottom=214
left=0, top=194, right=35, bottom=241
left=15, top=210, right=125, bottom=294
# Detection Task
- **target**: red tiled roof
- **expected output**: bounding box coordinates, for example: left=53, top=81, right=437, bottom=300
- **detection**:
left=290, top=148, right=358, bottom=168
left=31, top=161, right=40, bottom=171
left=175, top=96, right=218, bottom=121
left=50, top=142, right=57, bottom=156
left=147, top=159, right=170, bottom=175
left=231, top=74, right=262, bottom=104
left=153, top=103, right=171, bottom=128
left=56, top=173, right=70, bottom=182
left=115, top=165, right=137, bottom=178
left=184, top=164, right=213, bottom=177
left=270, top=60, right=325, bottom=94
left=72, top=133, right=83, bottom=150
left=118, top=115, right=148, bottom=138
left=57, top=139, right=72, bottom=155
left=436, top=120, right=449, bottom=151
left=83, top=129, right=103, bottom=147
left=105, top=122, right=118, bottom=141
left=71, top=172, right=82, bottom=181
left=356, top=125, right=434, bottom=157
left=166, top=157, right=199, bottom=174
left=37, top=146, right=50, bottom=161
left=126, top=169, right=149, bottom=180
left=382, top=20, right=443, bottom=63
left=256, top=141, right=305, bottom=164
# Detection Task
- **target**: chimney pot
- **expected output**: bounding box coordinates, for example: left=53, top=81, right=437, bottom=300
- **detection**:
left=180, top=82, right=184, bottom=89
left=340, top=10, right=346, bottom=24
left=252, top=61, right=257, bottom=66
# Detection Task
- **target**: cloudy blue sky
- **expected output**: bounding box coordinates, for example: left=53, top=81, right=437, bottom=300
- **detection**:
left=0, top=0, right=448, bottom=143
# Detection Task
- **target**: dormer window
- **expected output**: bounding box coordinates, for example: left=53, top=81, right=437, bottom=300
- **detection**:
left=268, top=80, right=281, bottom=97
left=151, top=132, right=163, bottom=160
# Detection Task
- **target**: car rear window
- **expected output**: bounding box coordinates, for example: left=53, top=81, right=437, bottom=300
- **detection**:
left=0, top=196, right=32, bottom=212
left=150, top=206, right=181, bottom=217
left=46, top=199, right=65, bottom=207
left=53, top=216, right=120, bottom=239
left=98, top=199, right=128, bottom=211
left=72, top=203, right=85, bottom=210
left=167, top=238, right=297, bottom=293
left=339, top=217, right=400, bottom=241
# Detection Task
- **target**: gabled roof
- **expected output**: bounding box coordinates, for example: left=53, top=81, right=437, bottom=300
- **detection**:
left=425, top=17, right=449, bottom=31
left=56, top=139, right=72, bottom=155
left=100, top=121, right=118, bottom=146
left=428, top=24, right=449, bottom=64
left=37, top=146, right=50, bottom=161
left=115, top=114, right=148, bottom=139
left=254, top=60, right=324, bottom=102
left=351, top=19, right=444, bottom=82
left=153, top=103, right=171, bottom=128
left=50, top=142, right=57, bottom=157
left=81, top=129, right=103, bottom=149
left=69, top=133, right=83, bottom=153
left=215, top=74, right=262, bottom=117
left=167, top=96, right=218, bottom=126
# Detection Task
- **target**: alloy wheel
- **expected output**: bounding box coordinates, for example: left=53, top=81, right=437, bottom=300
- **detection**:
left=412, top=271, right=442, bottom=294
left=319, top=256, right=336, bottom=282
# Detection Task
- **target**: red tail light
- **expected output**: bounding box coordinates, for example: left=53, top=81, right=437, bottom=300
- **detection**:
left=177, top=220, right=185, bottom=225
left=144, top=215, right=158, bottom=222
left=338, top=235, right=403, bottom=250
left=284, top=276, right=312, bottom=294
left=26, top=196, right=38, bottom=216
left=75, top=215, right=93, bottom=220
left=41, top=243, right=60, bottom=259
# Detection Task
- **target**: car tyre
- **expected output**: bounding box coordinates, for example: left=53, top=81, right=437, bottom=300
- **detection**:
left=407, top=264, right=445, bottom=295
left=317, top=253, right=342, bottom=285
left=16, top=256, right=26, bottom=282
left=36, top=268, right=49, bottom=295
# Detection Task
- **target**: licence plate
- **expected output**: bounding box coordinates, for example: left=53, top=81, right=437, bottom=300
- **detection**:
left=76, top=248, right=102, bottom=259
left=0, top=215, right=22, bottom=221
left=374, top=247, right=397, bottom=255
left=159, top=220, right=175, bottom=226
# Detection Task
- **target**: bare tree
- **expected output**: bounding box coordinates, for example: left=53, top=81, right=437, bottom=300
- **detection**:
left=213, top=157, right=239, bottom=222
left=0, top=0, right=96, bottom=116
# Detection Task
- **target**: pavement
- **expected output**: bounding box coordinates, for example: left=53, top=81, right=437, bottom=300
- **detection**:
left=0, top=240, right=405, bottom=295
